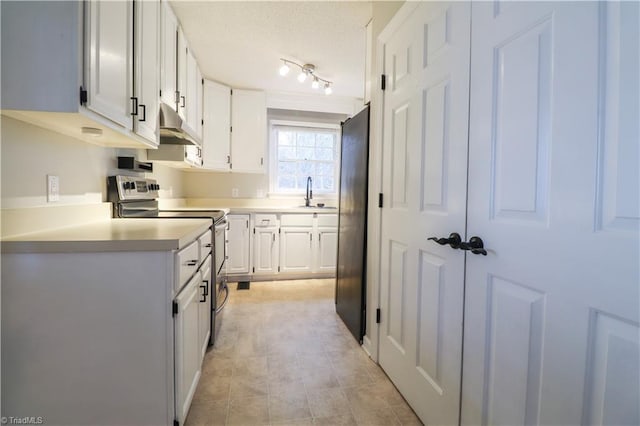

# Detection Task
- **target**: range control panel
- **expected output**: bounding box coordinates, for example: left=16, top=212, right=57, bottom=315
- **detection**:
left=108, top=176, right=159, bottom=201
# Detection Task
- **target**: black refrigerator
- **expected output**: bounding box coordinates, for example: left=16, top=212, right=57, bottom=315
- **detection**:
left=336, top=104, right=370, bottom=343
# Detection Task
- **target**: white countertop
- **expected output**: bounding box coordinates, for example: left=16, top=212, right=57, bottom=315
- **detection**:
left=1, top=218, right=212, bottom=253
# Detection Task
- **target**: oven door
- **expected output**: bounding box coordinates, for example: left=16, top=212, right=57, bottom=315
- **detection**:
left=214, top=218, right=227, bottom=278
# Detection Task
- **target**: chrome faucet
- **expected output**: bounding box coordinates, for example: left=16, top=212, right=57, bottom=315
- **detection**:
left=305, top=176, right=313, bottom=207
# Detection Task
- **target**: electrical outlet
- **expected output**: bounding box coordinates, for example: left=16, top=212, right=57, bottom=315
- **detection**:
left=232, top=188, right=239, bottom=198
left=47, top=175, right=60, bottom=202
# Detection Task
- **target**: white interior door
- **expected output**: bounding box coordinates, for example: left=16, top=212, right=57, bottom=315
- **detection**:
left=462, top=2, right=640, bottom=425
left=378, top=2, right=471, bottom=424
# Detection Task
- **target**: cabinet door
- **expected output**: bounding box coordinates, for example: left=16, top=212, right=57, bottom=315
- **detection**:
left=174, top=274, right=201, bottom=424
left=184, top=47, right=202, bottom=142
left=231, top=90, right=266, bottom=173
left=160, top=0, right=177, bottom=108
left=85, top=0, right=133, bottom=129
left=253, top=227, right=279, bottom=274
left=226, top=215, right=250, bottom=275
left=280, top=227, right=313, bottom=273
left=202, top=80, right=231, bottom=170
left=177, top=26, right=187, bottom=121
left=315, top=227, right=337, bottom=273
left=198, top=256, right=212, bottom=360
left=134, top=0, right=159, bottom=145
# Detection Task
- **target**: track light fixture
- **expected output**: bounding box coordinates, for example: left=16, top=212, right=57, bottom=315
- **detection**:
left=279, top=59, right=333, bottom=95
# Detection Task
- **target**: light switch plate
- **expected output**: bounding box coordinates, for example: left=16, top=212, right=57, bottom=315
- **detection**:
left=47, top=175, right=60, bottom=202
left=232, top=188, right=239, bottom=198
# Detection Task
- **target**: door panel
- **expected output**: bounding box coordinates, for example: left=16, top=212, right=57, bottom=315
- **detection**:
left=85, top=0, right=132, bottom=129
left=280, top=227, right=313, bottom=273
left=135, top=0, right=159, bottom=144
left=253, top=228, right=278, bottom=274
left=462, top=2, right=639, bottom=425
left=378, top=2, right=471, bottom=425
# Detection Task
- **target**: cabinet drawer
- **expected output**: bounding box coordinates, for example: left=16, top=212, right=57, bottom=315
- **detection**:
left=254, top=214, right=277, bottom=227
left=280, top=214, right=313, bottom=227
left=198, top=230, right=213, bottom=261
left=317, top=214, right=338, bottom=227
left=177, top=240, right=199, bottom=292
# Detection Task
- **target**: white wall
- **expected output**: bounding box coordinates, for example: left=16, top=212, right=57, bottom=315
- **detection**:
left=0, top=116, right=184, bottom=209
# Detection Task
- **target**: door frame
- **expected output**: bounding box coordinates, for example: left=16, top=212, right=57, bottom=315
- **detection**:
left=364, top=1, right=421, bottom=362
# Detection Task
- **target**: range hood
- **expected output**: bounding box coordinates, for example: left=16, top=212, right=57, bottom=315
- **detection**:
left=158, top=103, right=200, bottom=145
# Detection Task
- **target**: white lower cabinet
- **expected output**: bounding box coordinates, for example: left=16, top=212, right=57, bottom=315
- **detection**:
left=253, top=226, right=279, bottom=274
left=198, top=255, right=212, bottom=359
left=226, top=214, right=251, bottom=274
left=1, top=226, right=213, bottom=425
left=174, top=273, right=202, bottom=424
left=280, top=226, right=314, bottom=274
left=227, top=212, right=338, bottom=280
left=315, top=227, right=338, bottom=273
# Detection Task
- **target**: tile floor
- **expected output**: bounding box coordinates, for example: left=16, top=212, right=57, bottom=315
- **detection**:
left=185, top=279, right=422, bottom=426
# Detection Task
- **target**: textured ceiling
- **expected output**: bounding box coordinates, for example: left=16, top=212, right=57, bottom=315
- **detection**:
left=170, top=1, right=373, bottom=99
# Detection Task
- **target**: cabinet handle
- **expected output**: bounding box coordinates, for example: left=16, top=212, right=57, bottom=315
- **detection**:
left=199, top=282, right=208, bottom=302
left=272, top=234, right=275, bottom=242
left=186, top=260, right=198, bottom=266
left=205, top=243, right=212, bottom=248
left=227, top=155, right=231, bottom=164
left=181, top=96, right=186, bottom=108
left=310, top=234, right=312, bottom=242
left=319, top=233, right=321, bottom=242
left=130, top=97, right=138, bottom=116
left=139, top=104, right=146, bottom=122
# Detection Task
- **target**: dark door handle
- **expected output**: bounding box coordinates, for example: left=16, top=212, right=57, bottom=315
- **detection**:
left=428, top=232, right=462, bottom=249
left=139, top=104, right=146, bottom=122
left=459, top=236, right=487, bottom=256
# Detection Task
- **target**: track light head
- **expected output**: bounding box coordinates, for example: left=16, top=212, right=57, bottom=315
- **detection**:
left=279, top=62, right=290, bottom=76
left=279, top=59, right=332, bottom=94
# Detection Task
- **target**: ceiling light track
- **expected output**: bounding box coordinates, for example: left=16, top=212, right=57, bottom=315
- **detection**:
left=279, top=58, right=333, bottom=95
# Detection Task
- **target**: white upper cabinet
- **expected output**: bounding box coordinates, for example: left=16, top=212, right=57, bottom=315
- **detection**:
left=231, top=89, right=267, bottom=173
left=160, top=0, right=178, bottom=109
left=177, top=26, right=188, bottom=122
left=185, top=47, right=202, bottom=140
left=202, top=80, right=231, bottom=171
left=134, top=0, right=160, bottom=143
left=85, top=0, right=133, bottom=129
left=0, top=0, right=159, bottom=148
left=164, top=9, right=202, bottom=146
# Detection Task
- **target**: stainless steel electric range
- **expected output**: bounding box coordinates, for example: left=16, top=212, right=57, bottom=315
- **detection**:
left=107, top=175, right=229, bottom=346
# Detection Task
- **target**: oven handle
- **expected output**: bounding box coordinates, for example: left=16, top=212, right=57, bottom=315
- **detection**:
left=215, top=282, right=230, bottom=314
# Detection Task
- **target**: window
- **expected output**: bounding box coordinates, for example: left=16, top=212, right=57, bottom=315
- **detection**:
left=270, top=121, right=340, bottom=195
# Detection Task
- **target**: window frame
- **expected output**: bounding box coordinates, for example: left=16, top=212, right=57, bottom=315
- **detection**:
left=268, top=119, right=341, bottom=197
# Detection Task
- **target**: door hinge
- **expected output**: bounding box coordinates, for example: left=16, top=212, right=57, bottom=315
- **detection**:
left=159, top=89, right=162, bottom=97
left=230, top=163, right=233, bottom=170
left=278, top=228, right=281, bottom=234
left=253, top=228, right=256, bottom=234
left=376, top=308, right=381, bottom=324
left=260, top=157, right=264, bottom=166
left=174, top=420, right=180, bottom=426
left=201, top=119, right=204, bottom=125
left=201, top=78, right=204, bottom=85
left=230, top=89, right=233, bottom=95
left=246, top=220, right=249, bottom=228
left=378, top=193, right=383, bottom=208
left=381, top=74, right=386, bottom=91
left=172, top=301, right=179, bottom=317
left=278, top=266, right=280, bottom=272
left=79, top=87, right=88, bottom=104
left=230, top=126, right=233, bottom=133
left=252, top=267, right=255, bottom=273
